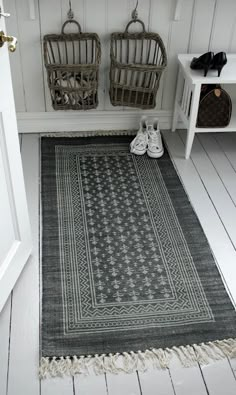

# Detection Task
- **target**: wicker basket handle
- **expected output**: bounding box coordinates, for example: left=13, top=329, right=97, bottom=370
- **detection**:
left=61, top=20, right=82, bottom=34
left=125, top=19, right=146, bottom=33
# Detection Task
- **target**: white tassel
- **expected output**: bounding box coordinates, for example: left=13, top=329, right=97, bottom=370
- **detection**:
left=123, top=352, right=136, bottom=373
left=215, top=338, right=236, bottom=359
left=39, top=357, right=50, bottom=379
left=39, top=338, right=236, bottom=379
left=200, top=342, right=224, bottom=361
left=106, top=353, right=120, bottom=374
left=93, top=354, right=106, bottom=375
left=171, top=345, right=196, bottom=367
left=192, top=344, right=210, bottom=365
left=152, top=348, right=170, bottom=369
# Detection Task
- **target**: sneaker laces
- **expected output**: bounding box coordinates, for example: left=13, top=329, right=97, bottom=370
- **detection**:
left=149, top=130, right=162, bottom=148
left=134, top=132, right=147, bottom=149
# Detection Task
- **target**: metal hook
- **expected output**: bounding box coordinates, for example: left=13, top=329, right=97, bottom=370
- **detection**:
left=131, top=0, right=139, bottom=20
left=67, top=0, right=74, bottom=20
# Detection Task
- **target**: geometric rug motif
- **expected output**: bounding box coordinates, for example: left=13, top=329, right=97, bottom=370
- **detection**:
left=55, top=144, right=213, bottom=334
left=41, top=136, right=236, bottom=364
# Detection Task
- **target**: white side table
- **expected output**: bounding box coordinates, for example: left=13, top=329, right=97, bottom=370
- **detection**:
left=172, top=54, right=236, bottom=159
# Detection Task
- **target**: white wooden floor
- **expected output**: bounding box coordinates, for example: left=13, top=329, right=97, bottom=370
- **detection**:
left=1, top=131, right=236, bottom=395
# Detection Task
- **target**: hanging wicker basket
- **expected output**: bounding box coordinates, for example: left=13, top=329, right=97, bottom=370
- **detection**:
left=110, top=18, right=167, bottom=109
left=43, top=20, right=101, bottom=110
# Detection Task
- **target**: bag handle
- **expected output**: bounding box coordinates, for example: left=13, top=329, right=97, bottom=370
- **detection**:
left=125, top=19, right=146, bottom=33
left=214, top=88, right=221, bottom=97
left=61, top=19, right=82, bottom=34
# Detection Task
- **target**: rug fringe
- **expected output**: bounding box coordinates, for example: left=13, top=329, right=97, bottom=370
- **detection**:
left=41, top=130, right=137, bottom=138
left=39, top=338, right=236, bottom=378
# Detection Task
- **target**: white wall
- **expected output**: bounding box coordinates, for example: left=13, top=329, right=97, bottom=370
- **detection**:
left=5, top=0, right=236, bottom=132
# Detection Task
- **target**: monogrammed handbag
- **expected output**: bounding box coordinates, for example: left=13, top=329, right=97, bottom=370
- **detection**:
left=197, top=84, right=232, bottom=128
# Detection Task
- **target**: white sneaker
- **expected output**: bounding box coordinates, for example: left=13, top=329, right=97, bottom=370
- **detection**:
left=130, top=116, right=148, bottom=155
left=147, top=118, right=164, bottom=158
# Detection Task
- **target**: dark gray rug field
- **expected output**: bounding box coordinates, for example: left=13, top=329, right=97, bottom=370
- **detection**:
left=40, top=136, right=236, bottom=378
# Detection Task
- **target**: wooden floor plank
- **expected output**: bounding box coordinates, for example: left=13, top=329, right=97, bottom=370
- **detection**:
left=7, top=135, right=39, bottom=393
left=198, top=134, right=236, bottom=206
left=168, top=356, right=208, bottom=395
left=200, top=360, right=236, bottom=395
left=164, top=131, right=236, bottom=306
left=0, top=294, right=12, bottom=395
left=7, top=135, right=40, bottom=395
left=74, top=374, right=108, bottom=395
left=229, top=358, right=236, bottom=377
left=138, top=369, right=175, bottom=395
left=215, top=133, right=236, bottom=172
left=41, top=377, right=74, bottom=395
left=164, top=131, right=236, bottom=395
left=179, top=131, right=236, bottom=249
left=16, top=134, right=73, bottom=395
left=4, top=132, right=236, bottom=395
left=106, top=372, right=141, bottom=395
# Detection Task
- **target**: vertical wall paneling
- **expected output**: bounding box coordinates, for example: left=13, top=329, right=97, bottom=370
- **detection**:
left=123, top=0, right=151, bottom=113
left=187, top=0, right=216, bottom=53
left=149, top=0, right=173, bottom=110
left=28, top=0, right=36, bottom=20
left=105, top=0, right=131, bottom=111
left=84, top=0, right=107, bottom=110
left=161, top=0, right=195, bottom=110
left=0, top=295, right=11, bottom=395
left=60, top=0, right=84, bottom=118
left=209, top=0, right=236, bottom=102
left=39, top=0, right=63, bottom=112
left=209, top=0, right=236, bottom=52
left=174, top=0, right=184, bottom=21
left=13, top=0, right=45, bottom=112
left=6, top=0, right=236, bottom=117
left=6, top=0, right=26, bottom=112
left=229, top=17, right=236, bottom=53
left=122, top=0, right=151, bottom=112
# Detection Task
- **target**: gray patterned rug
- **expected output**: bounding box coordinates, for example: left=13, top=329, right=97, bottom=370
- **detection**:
left=40, top=135, right=236, bottom=378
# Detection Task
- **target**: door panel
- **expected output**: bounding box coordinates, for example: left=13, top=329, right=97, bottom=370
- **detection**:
left=0, top=1, right=32, bottom=311
left=0, top=148, right=15, bottom=264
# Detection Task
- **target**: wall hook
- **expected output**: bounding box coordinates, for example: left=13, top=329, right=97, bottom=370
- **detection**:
left=67, top=0, right=74, bottom=20
left=131, top=0, right=139, bottom=20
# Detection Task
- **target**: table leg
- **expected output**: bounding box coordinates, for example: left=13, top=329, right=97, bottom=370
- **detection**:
left=171, top=105, right=180, bottom=132
left=185, top=84, right=201, bottom=159
left=172, top=67, right=183, bottom=132
left=185, top=129, right=196, bottom=159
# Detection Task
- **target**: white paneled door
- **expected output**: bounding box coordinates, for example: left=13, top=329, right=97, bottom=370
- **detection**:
left=0, top=1, right=31, bottom=312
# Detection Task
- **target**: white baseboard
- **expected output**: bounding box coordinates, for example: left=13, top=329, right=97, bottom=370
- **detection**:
left=17, top=110, right=183, bottom=134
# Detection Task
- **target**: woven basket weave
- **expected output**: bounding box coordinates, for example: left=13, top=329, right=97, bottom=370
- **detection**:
left=110, top=19, right=167, bottom=109
left=43, top=20, right=101, bottom=110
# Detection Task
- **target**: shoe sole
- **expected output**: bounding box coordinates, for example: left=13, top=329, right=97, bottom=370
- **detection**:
left=130, top=148, right=147, bottom=155
left=130, top=143, right=147, bottom=155
left=147, top=149, right=164, bottom=158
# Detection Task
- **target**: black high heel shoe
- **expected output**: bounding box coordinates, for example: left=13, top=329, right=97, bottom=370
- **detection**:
left=190, top=52, right=214, bottom=77
left=211, top=52, right=227, bottom=77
